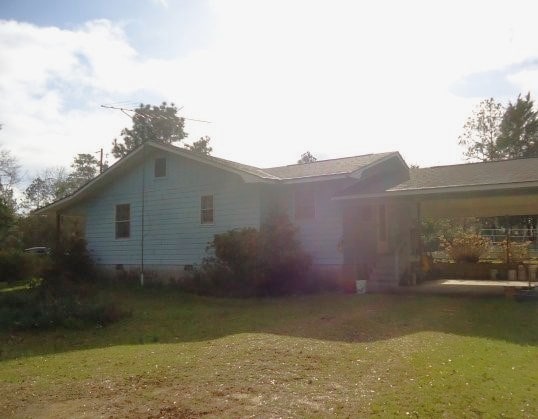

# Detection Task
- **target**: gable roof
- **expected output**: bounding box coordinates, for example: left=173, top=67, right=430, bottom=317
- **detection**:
left=263, top=152, right=399, bottom=181
left=34, top=142, right=399, bottom=214
left=335, top=156, right=538, bottom=199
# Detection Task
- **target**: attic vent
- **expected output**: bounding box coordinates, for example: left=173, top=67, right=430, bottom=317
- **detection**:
left=154, top=157, right=166, bottom=177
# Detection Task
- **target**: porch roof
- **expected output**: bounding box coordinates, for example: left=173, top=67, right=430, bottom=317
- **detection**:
left=335, top=156, right=538, bottom=199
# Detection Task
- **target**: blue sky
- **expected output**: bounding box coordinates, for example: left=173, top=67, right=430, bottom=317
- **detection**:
left=1, top=0, right=214, bottom=58
left=1, top=0, right=538, bottom=182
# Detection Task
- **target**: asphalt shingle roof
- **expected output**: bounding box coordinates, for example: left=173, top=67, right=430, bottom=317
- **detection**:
left=263, top=152, right=396, bottom=180
left=390, top=157, right=538, bottom=191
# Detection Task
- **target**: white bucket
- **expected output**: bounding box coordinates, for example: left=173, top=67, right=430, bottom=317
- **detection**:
left=356, top=280, right=367, bottom=294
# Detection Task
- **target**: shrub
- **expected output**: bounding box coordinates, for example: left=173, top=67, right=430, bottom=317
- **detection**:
left=190, top=213, right=312, bottom=296
left=440, top=232, right=490, bottom=263
left=42, top=236, right=95, bottom=291
left=0, top=249, right=46, bottom=283
left=501, top=240, right=531, bottom=263
left=0, top=288, right=128, bottom=331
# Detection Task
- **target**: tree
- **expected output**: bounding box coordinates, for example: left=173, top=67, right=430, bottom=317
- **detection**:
left=185, top=136, right=212, bottom=155
left=23, top=167, right=69, bottom=211
left=297, top=151, right=317, bottom=164
left=65, top=153, right=100, bottom=190
left=0, top=146, right=20, bottom=211
left=496, top=92, right=538, bottom=159
left=111, top=102, right=187, bottom=158
left=458, top=98, right=504, bottom=161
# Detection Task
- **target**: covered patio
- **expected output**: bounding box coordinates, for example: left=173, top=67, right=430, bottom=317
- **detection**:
left=335, top=157, right=538, bottom=292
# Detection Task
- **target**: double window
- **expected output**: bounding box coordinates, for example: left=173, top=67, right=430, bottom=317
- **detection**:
left=115, top=204, right=130, bottom=239
left=201, top=195, right=214, bottom=224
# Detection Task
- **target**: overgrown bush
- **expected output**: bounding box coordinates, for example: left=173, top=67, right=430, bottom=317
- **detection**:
left=42, top=236, right=95, bottom=290
left=188, top=213, right=312, bottom=296
left=440, top=232, right=490, bottom=263
left=501, top=240, right=531, bottom=263
left=0, top=288, right=128, bottom=330
left=0, top=249, right=46, bottom=283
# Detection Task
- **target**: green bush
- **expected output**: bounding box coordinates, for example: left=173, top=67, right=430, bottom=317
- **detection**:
left=0, top=250, right=46, bottom=283
left=0, top=288, right=128, bottom=331
left=189, top=213, right=312, bottom=296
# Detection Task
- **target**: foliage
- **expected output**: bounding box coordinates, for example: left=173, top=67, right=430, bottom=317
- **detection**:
left=111, top=102, right=187, bottom=158
left=186, top=136, right=212, bottom=155
left=42, top=236, right=95, bottom=288
left=16, top=214, right=57, bottom=249
left=297, top=151, right=317, bottom=164
left=458, top=98, right=504, bottom=161
left=459, top=93, right=538, bottom=161
left=0, top=146, right=20, bottom=211
left=190, top=213, right=311, bottom=296
left=497, top=92, right=538, bottom=159
left=440, top=232, right=490, bottom=263
left=501, top=240, right=531, bottom=263
left=0, top=250, right=46, bottom=283
left=0, top=288, right=127, bottom=331
left=65, top=153, right=101, bottom=190
left=24, top=154, right=100, bottom=211
left=23, top=167, right=69, bottom=211
left=0, top=197, right=14, bottom=243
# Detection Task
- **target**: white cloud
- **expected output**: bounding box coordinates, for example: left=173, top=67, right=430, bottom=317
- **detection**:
left=2, top=0, right=538, bottom=184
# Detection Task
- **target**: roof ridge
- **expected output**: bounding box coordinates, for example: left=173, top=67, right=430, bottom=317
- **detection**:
left=417, top=155, right=538, bottom=170
left=264, top=151, right=396, bottom=170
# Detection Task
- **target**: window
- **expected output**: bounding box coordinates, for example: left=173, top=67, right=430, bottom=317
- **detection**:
left=115, top=204, right=130, bottom=239
left=201, top=195, right=214, bottom=224
left=295, top=189, right=315, bottom=220
left=154, top=157, right=166, bottom=177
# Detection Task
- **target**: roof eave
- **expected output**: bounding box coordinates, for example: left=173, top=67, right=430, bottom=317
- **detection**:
left=34, top=142, right=277, bottom=215
left=333, top=180, right=538, bottom=200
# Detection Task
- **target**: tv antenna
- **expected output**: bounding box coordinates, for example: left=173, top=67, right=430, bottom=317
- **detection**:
left=100, top=103, right=211, bottom=124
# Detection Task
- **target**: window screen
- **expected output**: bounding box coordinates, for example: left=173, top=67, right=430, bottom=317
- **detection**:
left=115, top=204, right=130, bottom=238
left=201, top=195, right=214, bottom=224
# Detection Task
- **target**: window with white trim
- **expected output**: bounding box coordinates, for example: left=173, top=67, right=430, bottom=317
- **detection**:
left=201, top=195, right=214, bottom=224
left=115, top=204, right=130, bottom=239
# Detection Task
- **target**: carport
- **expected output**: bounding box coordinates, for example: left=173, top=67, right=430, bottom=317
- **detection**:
left=335, top=157, right=538, bottom=291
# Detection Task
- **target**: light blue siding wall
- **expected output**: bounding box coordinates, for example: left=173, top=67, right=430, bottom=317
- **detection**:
left=261, top=179, right=354, bottom=266
left=83, top=151, right=261, bottom=267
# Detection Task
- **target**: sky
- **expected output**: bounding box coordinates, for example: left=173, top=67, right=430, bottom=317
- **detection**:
left=1, top=0, right=538, bottom=184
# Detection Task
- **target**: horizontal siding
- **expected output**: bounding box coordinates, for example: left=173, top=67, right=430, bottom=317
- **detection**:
left=83, top=151, right=261, bottom=266
left=261, top=179, right=355, bottom=266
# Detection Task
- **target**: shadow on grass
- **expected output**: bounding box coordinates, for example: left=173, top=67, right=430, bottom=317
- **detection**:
left=1, top=287, right=537, bottom=361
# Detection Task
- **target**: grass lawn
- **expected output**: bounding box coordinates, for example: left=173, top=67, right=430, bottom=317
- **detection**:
left=1, top=288, right=538, bottom=417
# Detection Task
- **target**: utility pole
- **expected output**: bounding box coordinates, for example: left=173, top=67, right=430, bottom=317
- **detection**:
left=96, top=148, right=104, bottom=173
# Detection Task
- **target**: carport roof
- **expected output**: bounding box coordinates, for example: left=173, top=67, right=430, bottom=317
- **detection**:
left=336, top=156, right=538, bottom=199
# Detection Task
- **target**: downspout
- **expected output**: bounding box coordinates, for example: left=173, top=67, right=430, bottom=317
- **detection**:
left=140, top=145, right=146, bottom=286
